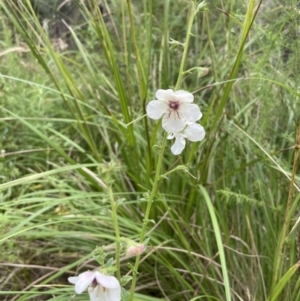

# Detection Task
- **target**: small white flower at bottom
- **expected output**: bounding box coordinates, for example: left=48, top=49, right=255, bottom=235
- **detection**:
left=167, top=123, right=205, bottom=155
left=68, top=270, right=121, bottom=301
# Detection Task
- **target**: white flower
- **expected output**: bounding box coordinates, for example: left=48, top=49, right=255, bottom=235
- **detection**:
left=146, top=89, right=202, bottom=132
left=68, top=270, right=121, bottom=301
left=167, top=123, right=206, bottom=155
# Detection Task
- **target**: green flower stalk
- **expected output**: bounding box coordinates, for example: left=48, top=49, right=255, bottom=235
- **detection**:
left=128, top=2, right=207, bottom=300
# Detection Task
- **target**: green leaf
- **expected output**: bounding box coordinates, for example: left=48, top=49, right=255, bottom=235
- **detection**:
left=268, top=261, right=300, bottom=301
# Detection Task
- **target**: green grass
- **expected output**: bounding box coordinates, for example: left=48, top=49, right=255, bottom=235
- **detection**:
left=0, top=0, right=300, bottom=300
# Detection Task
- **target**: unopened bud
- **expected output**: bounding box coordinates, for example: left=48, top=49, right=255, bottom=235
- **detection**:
left=126, top=244, right=145, bottom=257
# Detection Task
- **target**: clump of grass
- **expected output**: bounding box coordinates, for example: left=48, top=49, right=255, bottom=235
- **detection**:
left=0, top=0, right=300, bottom=301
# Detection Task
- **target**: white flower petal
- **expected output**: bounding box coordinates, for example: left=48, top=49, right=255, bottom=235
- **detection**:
left=174, top=90, right=194, bottom=103
left=171, top=135, right=186, bottom=155
left=88, top=286, right=107, bottom=301
left=146, top=100, right=168, bottom=120
left=106, top=283, right=121, bottom=301
left=155, top=89, right=174, bottom=101
left=72, top=271, right=96, bottom=294
left=68, top=276, right=78, bottom=284
left=184, top=123, right=206, bottom=142
left=88, top=281, right=121, bottom=301
left=95, top=273, right=120, bottom=289
left=162, top=114, right=185, bottom=132
left=180, top=103, right=202, bottom=122
left=167, top=133, right=175, bottom=139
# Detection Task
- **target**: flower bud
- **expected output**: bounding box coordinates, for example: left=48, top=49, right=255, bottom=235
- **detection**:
left=126, top=244, right=145, bottom=257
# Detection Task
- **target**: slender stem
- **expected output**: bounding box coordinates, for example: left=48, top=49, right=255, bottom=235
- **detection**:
left=126, top=0, right=146, bottom=98
left=129, top=133, right=167, bottom=301
left=126, top=0, right=152, bottom=176
left=129, top=2, right=198, bottom=299
left=272, top=120, right=300, bottom=288
left=108, top=185, right=121, bottom=281
left=174, top=1, right=196, bottom=90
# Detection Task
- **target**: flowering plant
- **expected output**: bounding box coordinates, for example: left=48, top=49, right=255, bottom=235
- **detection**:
left=147, top=89, right=205, bottom=154
left=67, top=3, right=208, bottom=301
left=68, top=270, right=121, bottom=301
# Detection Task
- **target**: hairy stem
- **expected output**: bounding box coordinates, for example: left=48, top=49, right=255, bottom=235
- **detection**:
left=129, top=133, right=167, bottom=300
left=108, top=185, right=121, bottom=280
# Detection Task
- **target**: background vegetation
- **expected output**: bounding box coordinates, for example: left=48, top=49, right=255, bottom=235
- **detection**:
left=0, top=0, right=299, bottom=300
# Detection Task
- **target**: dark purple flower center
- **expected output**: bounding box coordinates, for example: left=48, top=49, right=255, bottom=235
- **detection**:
left=169, top=100, right=179, bottom=111
left=91, top=279, right=98, bottom=287
left=91, top=279, right=106, bottom=291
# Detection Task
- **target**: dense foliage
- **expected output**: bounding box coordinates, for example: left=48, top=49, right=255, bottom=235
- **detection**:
left=0, top=0, right=299, bottom=300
